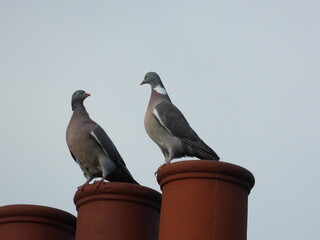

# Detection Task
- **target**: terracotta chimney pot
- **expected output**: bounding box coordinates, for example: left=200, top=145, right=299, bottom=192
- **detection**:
left=0, top=204, right=76, bottom=240
left=157, top=160, right=255, bottom=240
left=74, top=182, right=161, bottom=240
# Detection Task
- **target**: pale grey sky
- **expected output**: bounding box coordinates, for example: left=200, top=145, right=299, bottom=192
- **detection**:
left=0, top=1, right=319, bottom=239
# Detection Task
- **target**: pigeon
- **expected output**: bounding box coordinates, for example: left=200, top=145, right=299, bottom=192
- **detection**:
left=66, top=90, right=138, bottom=188
left=141, top=72, right=220, bottom=164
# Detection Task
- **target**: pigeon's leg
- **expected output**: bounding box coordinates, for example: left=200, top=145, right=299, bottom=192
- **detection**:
left=95, top=178, right=106, bottom=188
left=165, top=150, right=174, bottom=164
left=154, top=157, right=168, bottom=176
left=164, top=158, right=171, bottom=164
left=96, top=157, right=116, bottom=188
left=154, top=155, right=172, bottom=176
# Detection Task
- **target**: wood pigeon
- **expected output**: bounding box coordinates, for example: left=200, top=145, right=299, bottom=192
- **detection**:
left=66, top=90, right=138, bottom=188
left=141, top=72, right=220, bottom=164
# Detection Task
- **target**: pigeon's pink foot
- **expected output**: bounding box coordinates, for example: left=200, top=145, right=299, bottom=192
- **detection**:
left=95, top=178, right=106, bottom=189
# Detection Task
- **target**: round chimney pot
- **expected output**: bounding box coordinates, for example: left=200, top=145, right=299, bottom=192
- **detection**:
left=157, top=160, right=255, bottom=240
left=74, top=182, right=161, bottom=240
left=0, top=204, right=76, bottom=240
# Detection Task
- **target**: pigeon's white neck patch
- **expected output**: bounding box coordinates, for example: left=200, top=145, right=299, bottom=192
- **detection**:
left=154, top=85, right=167, bottom=95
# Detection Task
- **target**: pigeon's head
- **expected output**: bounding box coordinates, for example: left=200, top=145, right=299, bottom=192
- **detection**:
left=140, top=72, right=165, bottom=88
left=71, top=90, right=91, bottom=110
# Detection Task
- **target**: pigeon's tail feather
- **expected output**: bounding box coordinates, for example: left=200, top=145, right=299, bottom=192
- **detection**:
left=108, top=165, right=140, bottom=185
left=184, top=139, right=220, bottom=161
left=193, top=147, right=220, bottom=161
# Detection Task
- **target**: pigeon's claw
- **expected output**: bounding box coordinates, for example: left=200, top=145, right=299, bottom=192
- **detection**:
left=95, top=178, right=106, bottom=189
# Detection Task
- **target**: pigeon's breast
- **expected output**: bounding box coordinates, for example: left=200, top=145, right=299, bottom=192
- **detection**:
left=145, top=113, right=183, bottom=153
left=67, top=119, right=103, bottom=170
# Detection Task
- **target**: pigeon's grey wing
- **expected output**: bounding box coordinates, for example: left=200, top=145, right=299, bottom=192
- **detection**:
left=154, top=101, right=217, bottom=157
left=154, top=101, right=199, bottom=139
left=90, top=124, right=127, bottom=166
left=90, top=124, right=138, bottom=184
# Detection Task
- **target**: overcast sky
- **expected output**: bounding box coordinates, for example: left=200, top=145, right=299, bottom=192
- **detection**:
left=0, top=1, right=319, bottom=239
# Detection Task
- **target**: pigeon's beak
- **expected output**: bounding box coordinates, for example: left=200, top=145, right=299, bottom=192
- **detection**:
left=83, top=93, right=91, bottom=97
left=140, top=80, right=147, bottom=86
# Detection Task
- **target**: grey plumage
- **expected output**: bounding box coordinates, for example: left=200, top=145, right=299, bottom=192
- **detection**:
left=141, top=72, right=220, bottom=164
left=66, top=90, right=138, bottom=188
